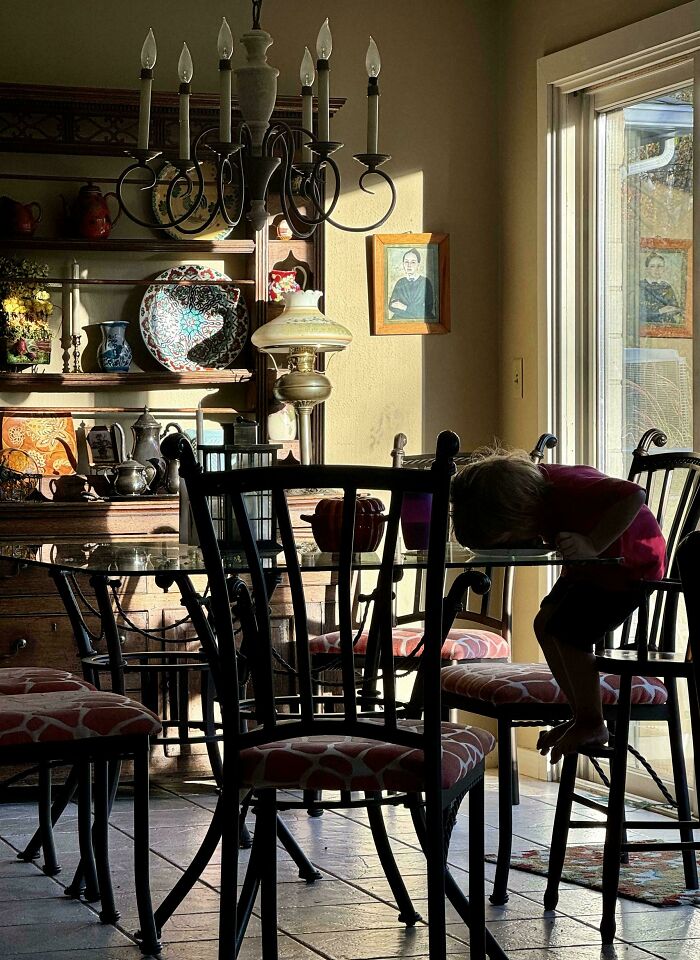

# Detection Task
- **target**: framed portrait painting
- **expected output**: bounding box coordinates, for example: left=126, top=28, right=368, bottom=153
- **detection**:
left=371, top=233, right=450, bottom=335
left=639, top=238, right=692, bottom=338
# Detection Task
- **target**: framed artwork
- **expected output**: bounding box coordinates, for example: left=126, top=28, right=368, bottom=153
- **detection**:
left=371, top=233, right=450, bottom=335
left=639, top=238, right=692, bottom=338
left=86, top=425, right=121, bottom=466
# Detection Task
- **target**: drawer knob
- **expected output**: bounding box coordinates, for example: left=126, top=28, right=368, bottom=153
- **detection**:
left=1, top=637, right=28, bottom=661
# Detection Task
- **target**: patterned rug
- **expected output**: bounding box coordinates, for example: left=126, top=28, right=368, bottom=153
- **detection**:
left=485, top=846, right=700, bottom=907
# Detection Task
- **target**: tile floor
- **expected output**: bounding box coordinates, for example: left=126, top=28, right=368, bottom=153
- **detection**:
left=0, top=772, right=697, bottom=959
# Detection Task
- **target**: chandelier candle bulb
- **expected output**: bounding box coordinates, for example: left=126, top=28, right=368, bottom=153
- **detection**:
left=218, top=18, right=234, bottom=142
left=300, top=47, right=315, bottom=162
left=316, top=19, right=332, bottom=142
left=138, top=28, right=157, bottom=150
left=178, top=43, right=193, bottom=160
left=366, top=37, right=381, bottom=154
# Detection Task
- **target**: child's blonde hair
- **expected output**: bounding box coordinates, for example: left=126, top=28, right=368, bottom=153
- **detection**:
left=450, top=445, right=548, bottom=547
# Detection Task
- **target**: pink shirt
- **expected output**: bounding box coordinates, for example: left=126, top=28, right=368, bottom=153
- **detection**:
left=539, top=464, right=666, bottom=586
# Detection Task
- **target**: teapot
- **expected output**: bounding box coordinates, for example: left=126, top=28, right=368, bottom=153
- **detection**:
left=62, top=181, right=121, bottom=240
left=112, top=409, right=184, bottom=494
left=0, top=196, right=41, bottom=238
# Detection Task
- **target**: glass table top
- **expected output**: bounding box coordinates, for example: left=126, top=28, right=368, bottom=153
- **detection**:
left=0, top=537, right=577, bottom=577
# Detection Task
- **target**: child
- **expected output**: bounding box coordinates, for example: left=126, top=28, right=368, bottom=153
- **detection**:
left=450, top=447, right=666, bottom=763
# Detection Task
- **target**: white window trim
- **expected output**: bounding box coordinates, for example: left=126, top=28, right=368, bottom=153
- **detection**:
left=537, top=0, right=700, bottom=460
left=537, top=1, right=700, bottom=803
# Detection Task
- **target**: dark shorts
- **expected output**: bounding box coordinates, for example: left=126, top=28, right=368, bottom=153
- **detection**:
left=539, top=577, right=645, bottom=651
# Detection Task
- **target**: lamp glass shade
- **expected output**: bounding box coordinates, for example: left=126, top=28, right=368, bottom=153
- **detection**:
left=251, top=290, right=352, bottom=354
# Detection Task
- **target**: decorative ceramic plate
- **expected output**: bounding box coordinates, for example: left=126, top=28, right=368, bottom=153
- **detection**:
left=152, top=160, right=239, bottom=241
left=0, top=413, right=78, bottom=476
left=139, top=264, right=248, bottom=372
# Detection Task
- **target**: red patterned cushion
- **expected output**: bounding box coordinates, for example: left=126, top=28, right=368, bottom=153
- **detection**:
left=309, top=627, right=508, bottom=661
left=239, top=720, right=496, bottom=792
left=440, top=662, right=668, bottom=706
left=0, top=667, right=96, bottom=696
left=0, top=690, right=162, bottom=745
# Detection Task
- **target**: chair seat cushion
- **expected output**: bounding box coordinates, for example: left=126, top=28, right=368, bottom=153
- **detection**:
left=440, top=662, right=668, bottom=706
left=0, top=667, right=96, bottom=695
left=309, top=627, right=509, bottom=661
left=239, top=720, right=496, bottom=793
left=0, top=690, right=162, bottom=746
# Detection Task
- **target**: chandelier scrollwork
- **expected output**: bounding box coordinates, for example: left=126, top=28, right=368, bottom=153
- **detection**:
left=117, top=0, right=395, bottom=237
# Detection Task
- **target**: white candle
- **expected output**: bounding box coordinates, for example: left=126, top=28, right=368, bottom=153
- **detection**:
left=138, top=29, right=157, bottom=150
left=316, top=19, right=332, bottom=142
left=70, top=260, right=79, bottom=339
left=178, top=43, right=193, bottom=160
left=300, top=47, right=315, bottom=162
left=218, top=18, right=233, bottom=142
left=366, top=37, right=381, bottom=154
left=195, top=403, right=204, bottom=459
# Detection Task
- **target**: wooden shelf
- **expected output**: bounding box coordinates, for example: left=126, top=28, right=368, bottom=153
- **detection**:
left=0, top=370, right=252, bottom=391
left=0, top=238, right=256, bottom=255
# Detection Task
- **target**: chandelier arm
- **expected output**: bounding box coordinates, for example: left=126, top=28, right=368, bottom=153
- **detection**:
left=209, top=154, right=246, bottom=229
left=322, top=167, right=397, bottom=233
left=116, top=157, right=184, bottom=231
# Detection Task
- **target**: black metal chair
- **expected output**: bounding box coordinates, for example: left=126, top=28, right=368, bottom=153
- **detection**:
left=544, top=457, right=700, bottom=945
left=159, top=430, right=501, bottom=960
left=0, top=686, right=161, bottom=954
left=440, top=428, right=700, bottom=906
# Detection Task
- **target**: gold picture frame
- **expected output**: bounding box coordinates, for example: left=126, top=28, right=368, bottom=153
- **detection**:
left=639, top=237, right=692, bottom=339
left=371, top=233, right=450, bottom=335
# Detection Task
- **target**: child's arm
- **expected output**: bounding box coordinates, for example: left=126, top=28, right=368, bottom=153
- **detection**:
left=556, top=486, right=646, bottom=560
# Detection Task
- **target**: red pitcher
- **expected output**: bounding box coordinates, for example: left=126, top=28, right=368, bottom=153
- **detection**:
left=0, top=196, right=42, bottom=238
left=62, top=182, right=121, bottom=240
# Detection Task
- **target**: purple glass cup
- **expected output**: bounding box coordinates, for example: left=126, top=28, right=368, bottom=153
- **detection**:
left=400, top=492, right=433, bottom=550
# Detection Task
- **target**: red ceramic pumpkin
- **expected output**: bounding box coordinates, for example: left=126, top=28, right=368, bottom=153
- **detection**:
left=301, top=496, right=387, bottom=552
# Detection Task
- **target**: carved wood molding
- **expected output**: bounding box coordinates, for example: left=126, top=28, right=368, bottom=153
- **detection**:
left=0, top=82, right=345, bottom=157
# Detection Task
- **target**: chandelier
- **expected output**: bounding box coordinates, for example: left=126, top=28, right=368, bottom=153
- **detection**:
left=118, top=0, right=396, bottom=237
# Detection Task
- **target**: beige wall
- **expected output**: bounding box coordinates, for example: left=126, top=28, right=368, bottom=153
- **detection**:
left=0, top=0, right=500, bottom=465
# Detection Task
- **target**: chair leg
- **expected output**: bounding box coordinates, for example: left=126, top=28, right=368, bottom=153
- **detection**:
left=468, top=778, right=486, bottom=960
left=77, top=763, right=100, bottom=902
left=510, top=727, right=520, bottom=806
left=425, top=788, right=447, bottom=960
left=200, top=669, right=223, bottom=788
left=543, top=752, right=577, bottom=911
left=665, top=679, right=699, bottom=889
left=258, top=790, right=279, bottom=959
left=600, top=675, right=632, bottom=946
left=276, top=815, right=322, bottom=883
left=92, top=758, right=119, bottom=924
left=366, top=796, right=421, bottom=925
left=218, top=771, right=240, bottom=960
left=38, top=763, right=60, bottom=876
left=133, top=743, right=161, bottom=956
left=490, top=717, right=513, bottom=905
left=20, top=763, right=78, bottom=866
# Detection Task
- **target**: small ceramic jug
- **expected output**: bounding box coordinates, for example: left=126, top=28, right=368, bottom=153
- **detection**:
left=0, top=196, right=42, bottom=238
left=62, top=181, right=121, bottom=240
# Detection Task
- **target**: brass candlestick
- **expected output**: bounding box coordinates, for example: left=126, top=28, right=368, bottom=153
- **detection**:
left=71, top=334, right=81, bottom=373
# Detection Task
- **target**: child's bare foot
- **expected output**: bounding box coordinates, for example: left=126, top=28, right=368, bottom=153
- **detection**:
left=549, top=721, right=609, bottom=764
left=537, top=722, right=572, bottom=755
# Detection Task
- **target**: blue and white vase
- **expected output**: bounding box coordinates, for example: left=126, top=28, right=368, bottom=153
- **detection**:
left=97, top=321, right=132, bottom=373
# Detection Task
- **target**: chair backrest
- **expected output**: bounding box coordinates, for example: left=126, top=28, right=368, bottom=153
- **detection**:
left=169, top=431, right=459, bottom=754
left=621, top=428, right=700, bottom=652
left=391, top=432, right=558, bottom=648
left=677, top=530, right=700, bottom=662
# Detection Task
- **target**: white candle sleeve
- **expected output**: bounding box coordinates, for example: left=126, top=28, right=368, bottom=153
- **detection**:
left=219, top=66, right=232, bottom=142
left=179, top=89, right=190, bottom=159
left=138, top=73, right=152, bottom=150
left=367, top=82, right=379, bottom=154
left=318, top=65, right=330, bottom=142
